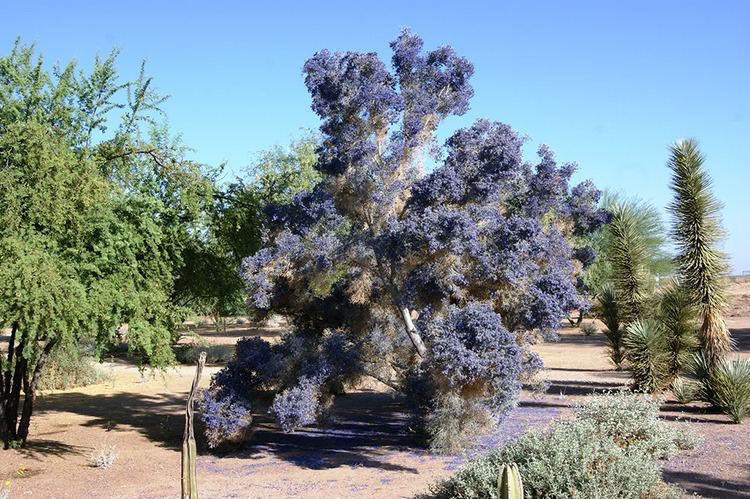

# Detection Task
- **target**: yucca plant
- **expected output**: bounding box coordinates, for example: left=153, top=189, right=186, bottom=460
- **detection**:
left=597, top=285, right=625, bottom=369
left=624, top=319, right=670, bottom=392
left=691, top=354, right=750, bottom=423
left=657, top=282, right=700, bottom=379
left=710, top=358, right=750, bottom=423
left=667, top=139, right=731, bottom=368
left=671, top=376, right=699, bottom=404
left=604, top=196, right=669, bottom=324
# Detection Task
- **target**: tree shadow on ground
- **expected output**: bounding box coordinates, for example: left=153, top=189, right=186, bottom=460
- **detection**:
left=15, top=439, right=88, bottom=461
left=551, top=334, right=608, bottom=346
left=544, top=366, right=614, bottom=372
left=179, top=326, right=284, bottom=342
left=26, top=371, right=749, bottom=490
left=546, top=379, right=627, bottom=396
left=662, top=468, right=750, bottom=499
left=34, top=390, right=188, bottom=451
left=729, top=327, right=750, bottom=352
left=219, top=390, right=423, bottom=472
left=518, top=399, right=570, bottom=410
left=31, top=389, right=425, bottom=473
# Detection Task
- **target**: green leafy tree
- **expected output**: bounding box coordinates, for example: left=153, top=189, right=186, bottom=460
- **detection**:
left=245, top=133, right=320, bottom=205
left=0, top=41, right=212, bottom=447
left=667, top=139, right=730, bottom=367
left=176, top=134, right=320, bottom=323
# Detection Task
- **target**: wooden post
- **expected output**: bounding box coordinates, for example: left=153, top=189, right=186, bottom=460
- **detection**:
left=182, top=351, right=205, bottom=499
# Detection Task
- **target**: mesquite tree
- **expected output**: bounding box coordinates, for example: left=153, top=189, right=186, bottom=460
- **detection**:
left=0, top=41, right=212, bottom=448
left=203, top=30, right=607, bottom=450
left=178, top=135, right=321, bottom=323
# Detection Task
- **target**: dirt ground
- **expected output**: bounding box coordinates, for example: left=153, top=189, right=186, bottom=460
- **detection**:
left=2, top=282, right=750, bottom=498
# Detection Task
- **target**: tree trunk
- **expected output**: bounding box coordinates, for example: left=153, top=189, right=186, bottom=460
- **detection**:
left=399, top=306, right=427, bottom=358
left=17, top=339, right=57, bottom=444
left=0, top=323, right=17, bottom=447
left=2, top=322, right=17, bottom=396
left=376, top=258, right=428, bottom=360
left=4, top=329, right=28, bottom=447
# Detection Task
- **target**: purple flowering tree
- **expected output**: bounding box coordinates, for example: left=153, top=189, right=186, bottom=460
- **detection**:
left=203, top=30, right=607, bottom=451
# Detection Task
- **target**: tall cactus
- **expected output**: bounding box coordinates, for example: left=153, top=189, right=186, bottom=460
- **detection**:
left=497, top=463, right=524, bottom=499
left=182, top=351, right=206, bottom=499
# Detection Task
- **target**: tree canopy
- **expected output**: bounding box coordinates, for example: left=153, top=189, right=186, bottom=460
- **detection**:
left=0, top=40, right=214, bottom=447
left=203, top=30, right=608, bottom=451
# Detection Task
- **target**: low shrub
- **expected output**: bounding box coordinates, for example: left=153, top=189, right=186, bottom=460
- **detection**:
left=198, top=331, right=369, bottom=445
left=199, top=387, right=253, bottom=448
left=425, top=392, right=495, bottom=453
left=572, top=391, right=699, bottom=455
left=580, top=322, right=598, bottom=336
left=420, top=302, right=534, bottom=452
left=39, top=344, right=107, bottom=391
left=270, top=375, right=325, bottom=432
left=90, top=442, right=118, bottom=469
left=426, top=391, right=698, bottom=499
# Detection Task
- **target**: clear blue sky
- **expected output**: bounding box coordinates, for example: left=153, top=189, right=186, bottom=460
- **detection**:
left=3, top=1, right=748, bottom=272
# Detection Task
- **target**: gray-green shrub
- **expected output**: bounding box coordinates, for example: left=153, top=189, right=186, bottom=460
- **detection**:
left=38, top=345, right=106, bottom=391
left=580, top=322, right=598, bottom=336
left=426, top=392, right=698, bottom=499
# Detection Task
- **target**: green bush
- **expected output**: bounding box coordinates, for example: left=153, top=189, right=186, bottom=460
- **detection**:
left=426, top=392, right=698, bottom=499
left=38, top=345, right=107, bottom=391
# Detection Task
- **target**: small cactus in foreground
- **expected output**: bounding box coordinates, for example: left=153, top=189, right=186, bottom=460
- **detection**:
left=497, top=462, right=524, bottom=499
left=182, top=351, right=206, bottom=499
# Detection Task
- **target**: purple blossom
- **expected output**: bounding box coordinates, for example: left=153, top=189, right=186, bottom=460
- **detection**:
left=198, top=387, right=253, bottom=448
left=271, top=376, right=324, bottom=432
left=205, top=31, right=607, bottom=450
left=425, top=302, right=522, bottom=393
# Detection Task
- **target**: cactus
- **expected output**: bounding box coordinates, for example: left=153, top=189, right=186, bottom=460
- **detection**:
left=497, top=463, right=524, bottom=499
left=182, top=351, right=206, bottom=499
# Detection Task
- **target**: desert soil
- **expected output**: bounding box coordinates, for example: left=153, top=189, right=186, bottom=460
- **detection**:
left=2, top=281, right=750, bottom=498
